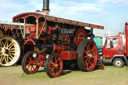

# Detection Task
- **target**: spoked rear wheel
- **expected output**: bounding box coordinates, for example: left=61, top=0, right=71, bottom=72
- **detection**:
left=45, top=53, right=63, bottom=78
left=22, top=51, right=39, bottom=74
left=77, top=39, right=98, bottom=71
left=0, top=36, right=21, bottom=66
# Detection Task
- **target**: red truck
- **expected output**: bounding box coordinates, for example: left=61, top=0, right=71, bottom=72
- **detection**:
left=102, top=22, right=128, bottom=67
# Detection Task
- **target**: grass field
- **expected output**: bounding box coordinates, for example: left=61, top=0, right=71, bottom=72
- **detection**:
left=0, top=65, right=128, bottom=85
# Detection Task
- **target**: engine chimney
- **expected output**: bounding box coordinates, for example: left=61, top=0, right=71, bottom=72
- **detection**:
left=42, top=0, right=50, bottom=15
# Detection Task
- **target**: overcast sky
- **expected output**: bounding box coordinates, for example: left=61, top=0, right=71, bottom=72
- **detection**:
left=0, top=0, right=128, bottom=36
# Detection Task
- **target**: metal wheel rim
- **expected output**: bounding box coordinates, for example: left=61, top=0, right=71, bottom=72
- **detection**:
left=48, top=54, right=63, bottom=77
left=115, top=60, right=122, bottom=67
left=0, top=37, right=20, bottom=66
left=24, top=52, right=39, bottom=74
left=82, top=41, right=98, bottom=71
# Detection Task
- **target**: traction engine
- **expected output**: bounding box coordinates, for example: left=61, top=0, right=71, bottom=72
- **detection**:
left=12, top=11, right=104, bottom=77
left=0, top=0, right=104, bottom=78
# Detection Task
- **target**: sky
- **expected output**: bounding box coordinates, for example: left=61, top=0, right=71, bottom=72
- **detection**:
left=0, top=0, right=128, bottom=36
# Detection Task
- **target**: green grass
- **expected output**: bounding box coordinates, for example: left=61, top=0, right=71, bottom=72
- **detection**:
left=0, top=65, right=128, bottom=85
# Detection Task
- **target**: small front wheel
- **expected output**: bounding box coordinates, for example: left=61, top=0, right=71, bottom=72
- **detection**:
left=22, top=51, right=39, bottom=74
left=45, top=53, right=63, bottom=78
left=113, top=58, right=124, bottom=67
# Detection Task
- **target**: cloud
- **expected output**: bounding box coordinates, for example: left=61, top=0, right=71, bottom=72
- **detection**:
left=0, top=0, right=106, bottom=22
left=99, top=0, right=128, bottom=5
left=0, top=0, right=23, bottom=12
left=0, top=0, right=25, bottom=21
left=28, top=0, right=106, bottom=16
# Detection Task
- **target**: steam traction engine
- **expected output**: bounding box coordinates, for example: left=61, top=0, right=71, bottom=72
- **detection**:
left=12, top=12, right=104, bottom=77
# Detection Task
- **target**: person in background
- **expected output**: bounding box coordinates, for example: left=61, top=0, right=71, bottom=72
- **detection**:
left=86, top=29, right=95, bottom=39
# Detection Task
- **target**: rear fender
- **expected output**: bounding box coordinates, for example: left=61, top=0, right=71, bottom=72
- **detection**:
left=24, top=39, right=35, bottom=53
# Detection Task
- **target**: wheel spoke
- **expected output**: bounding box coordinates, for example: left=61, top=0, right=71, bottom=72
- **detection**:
left=85, top=61, right=89, bottom=70
left=0, top=56, right=3, bottom=62
left=9, top=54, right=14, bottom=59
left=10, top=48, right=15, bottom=51
left=83, top=50, right=88, bottom=54
left=8, top=42, right=14, bottom=49
left=8, top=56, right=12, bottom=61
left=51, top=68, right=55, bottom=75
left=0, top=42, right=3, bottom=47
left=90, top=46, right=96, bottom=52
left=1, top=41, right=5, bottom=47
left=4, top=56, right=7, bottom=64
left=27, top=65, right=30, bottom=71
left=1, top=55, right=5, bottom=63
left=28, top=56, right=32, bottom=61
left=31, top=66, right=33, bottom=71
left=6, top=56, right=9, bottom=63
left=4, top=40, right=8, bottom=48
left=87, top=58, right=94, bottom=68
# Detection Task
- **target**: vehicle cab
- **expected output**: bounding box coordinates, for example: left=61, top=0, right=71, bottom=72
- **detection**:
left=102, top=36, right=126, bottom=67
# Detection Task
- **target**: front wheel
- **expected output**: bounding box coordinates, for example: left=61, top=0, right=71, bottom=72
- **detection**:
left=22, top=51, right=39, bottom=74
left=45, top=53, right=63, bottom=78
left=113, top=58, right=124, bottom=67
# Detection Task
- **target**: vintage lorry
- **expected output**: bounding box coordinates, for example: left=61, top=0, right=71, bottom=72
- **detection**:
left=102, top=22, right=128, bottom=67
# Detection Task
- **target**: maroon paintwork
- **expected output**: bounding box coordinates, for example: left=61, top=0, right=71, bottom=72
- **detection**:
left=102, top=36, right=124, bottom=59
left=125, top=23, right=128, bottom=56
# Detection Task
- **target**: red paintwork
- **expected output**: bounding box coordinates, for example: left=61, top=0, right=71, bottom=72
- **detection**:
left=24, top=52, right=39, bottom=74
left=95, top=36, right=102, bottom=39
left=24, top=39, right=35, bottom=45
left=48, top=54, right=63, bottom=77
left=125, top=23, right=128, bottom=56
left=60, top=51, right=76, bottom=60
left=102, top=23, right=128, bottom=59
left=70, top=51, right=77, bottom=60
left=54, top=44, right=71, bottom=53
left=84, top=40, right=98, bottom=71
left=102, top=36, right=124, bottom=59
left=75, top=28, right=87, bottom=46
left=13, top=12, right=45, bottom=22
left=13, top=12, right=100, bottom=77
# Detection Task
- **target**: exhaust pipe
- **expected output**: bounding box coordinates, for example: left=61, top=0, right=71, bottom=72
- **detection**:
left=42, top=0, right=50, bottom=15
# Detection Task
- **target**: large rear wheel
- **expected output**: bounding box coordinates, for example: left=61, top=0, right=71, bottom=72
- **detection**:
left=45, top=53, right=63, bottom=78
left=77, top=39, right=98, bottom=71
left=0, top=36, right=21, bottom=66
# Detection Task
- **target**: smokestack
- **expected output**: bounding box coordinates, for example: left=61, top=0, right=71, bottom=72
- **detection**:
left=42, top=0, right=50, bottom=15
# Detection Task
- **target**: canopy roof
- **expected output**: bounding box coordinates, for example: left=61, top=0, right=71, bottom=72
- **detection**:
left=13, top=12, right=104, bottom=29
